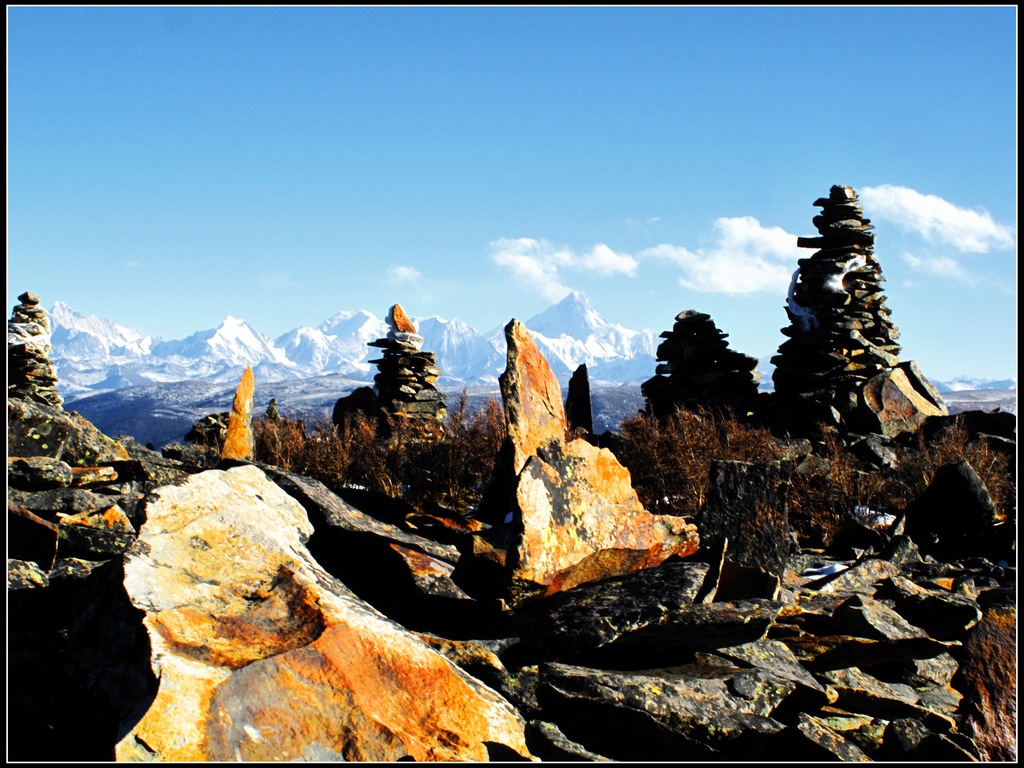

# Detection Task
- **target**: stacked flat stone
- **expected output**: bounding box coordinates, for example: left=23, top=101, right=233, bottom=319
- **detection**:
left=368, top=304, right=447, bottom=425
left=641, top=310, right=760, bottom=419
left=8, top=291, right=64, bottom=409
left=771, top=185, right=902, bottom=420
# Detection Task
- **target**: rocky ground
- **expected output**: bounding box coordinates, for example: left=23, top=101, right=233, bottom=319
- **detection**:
left=7, top=358, right=1017, bottom=762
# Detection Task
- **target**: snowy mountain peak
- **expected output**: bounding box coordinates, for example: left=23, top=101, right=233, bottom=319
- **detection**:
left=525, top=290, right=609, bottom=340
left=49, top=301, right=154, bottom=360
left=154, top=316, right=292, bottom=368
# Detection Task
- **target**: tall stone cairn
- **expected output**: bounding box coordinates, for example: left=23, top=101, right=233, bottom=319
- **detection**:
left=8, top=291, right=64, bottom=409
left=771, top=185, right=902, bottom=423
left=368, top=304, right=447, bottom=425
left=641, top=310, right=760, bottom=419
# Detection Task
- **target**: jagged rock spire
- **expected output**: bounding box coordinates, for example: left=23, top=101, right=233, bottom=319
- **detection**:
left=8, top=291, right=64, bottom=409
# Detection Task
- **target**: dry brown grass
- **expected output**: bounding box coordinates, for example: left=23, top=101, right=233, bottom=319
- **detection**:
left=252, top=392, right=506, bottom=514
left=616, top=406, right=782, bottom=517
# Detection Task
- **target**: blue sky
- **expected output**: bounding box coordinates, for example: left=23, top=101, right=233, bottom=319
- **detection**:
left=8, top=6, right=1018, bottom=381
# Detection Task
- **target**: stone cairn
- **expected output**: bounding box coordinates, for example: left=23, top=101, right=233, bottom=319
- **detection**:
left=770, top=185, right=903, bottom=426
left=368, top=304, right=447, bottom=427
left=8, top=291, right=63, bottom=409
left=641, top=310, right=760, bottom=419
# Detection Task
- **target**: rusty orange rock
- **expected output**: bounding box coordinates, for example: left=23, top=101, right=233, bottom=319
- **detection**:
left=221, top=365, right=255, bottom=460
left=499, top=320, right=567, bottom=475
left=958, top=602, right=1017, bottom=761
left=388, top=303, right=417, bottom=334
left=508, top=438, right=700, bottom=605
left=118, top=465, right=531, bottom=762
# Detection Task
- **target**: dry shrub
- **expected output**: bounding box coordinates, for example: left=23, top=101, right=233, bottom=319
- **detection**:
left=889, top=422, right=1015, bottom=520
left=787, top=428, right=885, bottom=548
left=252, top=393, right=507, bottom=514
left=617, top=406, right=781, bottom=517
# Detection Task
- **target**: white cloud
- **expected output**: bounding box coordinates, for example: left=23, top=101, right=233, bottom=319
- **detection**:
left=902, top=252, right=969, bottom=279
left=640, top=216, right=801, bottom=294
left=578, top=243, right=638, bottom=276
left=861, top=184, right=1015, bottom=253
left=125, top=260, right=143, bottom=269
left=387, top=265, right=422, bottom=283
left=489, top=237, right=634, bottom=301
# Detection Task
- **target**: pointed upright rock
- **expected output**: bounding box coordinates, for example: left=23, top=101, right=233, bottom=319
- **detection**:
left=482, top=320, right=699, bottom=607
left=221, top=365, right=255, bottom=460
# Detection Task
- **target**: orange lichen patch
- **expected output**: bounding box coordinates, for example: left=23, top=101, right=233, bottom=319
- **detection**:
left=203, top=619, right=531, bottom=762
left=151, top=567, right=327, bottom=669
left=58, top=504, right=134, bottom=532
left=388, top=304, right=417, bottom=334
left=69, top=465, right=118, bottom=485
left=222, top=365, right=255, bottom=460
left=509, top=438, right=699, bottom=604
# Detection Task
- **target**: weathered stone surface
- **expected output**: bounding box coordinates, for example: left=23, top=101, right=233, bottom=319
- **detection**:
left=534, top=661, right=788, bottom=760
left=564, top=363, right=594, bottom=436
left=508, top=437, right=700, bottom=604
left=221, top=365, right=255, bottom=460
left=956, top=601, right=1017, bottom=761
left=502, top=568, right=781, bottom=670
left=875, top=574, right=982, bottom=640
left=697, top=460, right=795, bottom=578
left=903, top=460, right=1002, bottom=561
left=118, top=465, right=531, bottom=761
left=8, top=397, right=129, bottom=466
left=858, top=365, right=948, bottom=438
left=526, top=719, right=613, bottom=761
left=831, top=593, right=929, bottom=641
left=500, top=319, right=568, bottom=475
left=56, top=503, right=137, bottom=560
left=7, top=456, right=74, bottom=489
left=793, top=712, right=871, bottom=761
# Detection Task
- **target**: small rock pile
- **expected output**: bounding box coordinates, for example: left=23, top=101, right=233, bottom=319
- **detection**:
left=8, top=291, right=63, bottom=409
left=771, top=186, right=944, bottom=433
left=368, top=304, right=447, bottom=426
left=641, top=309, right=760, bottom=418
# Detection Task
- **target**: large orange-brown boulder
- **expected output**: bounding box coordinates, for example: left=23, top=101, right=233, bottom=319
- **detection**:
left=499, top=319, right=567, bottom=475
left=221, top=365, right=255, bottom=460
left=857, top=363, right=947, bottom=438
left=489, top=320, right=699, bottom=607
left=508, top=438, right=700, bottom=605
left=118, top=465, right=531, bottom=761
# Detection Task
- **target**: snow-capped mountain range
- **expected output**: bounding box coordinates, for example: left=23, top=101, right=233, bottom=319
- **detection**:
left=43, top=291, right=1016, bottom=403
left=46, top=292, right=662, bottom=400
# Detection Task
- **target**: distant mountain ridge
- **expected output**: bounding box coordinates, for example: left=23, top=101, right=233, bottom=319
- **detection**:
left=47, top=292, right=1015, bottom=402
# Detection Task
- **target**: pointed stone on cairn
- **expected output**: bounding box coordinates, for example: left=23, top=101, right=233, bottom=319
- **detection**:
left=221, top=365, right=255, bottom=460
left=641, top=310, right=760, bottom=419
left=770, top=185, right=945, bottom=433
left=8, top=291, right=64, bottom=409
left=368, top=304, right=447, bottom=426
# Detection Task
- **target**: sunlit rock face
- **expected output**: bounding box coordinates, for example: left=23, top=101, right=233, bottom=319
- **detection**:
left=220, top=365, right=255, bottom=460
left=495, top=319, right=699, bottom=607
left=118, top=465, right=531, bottom=762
